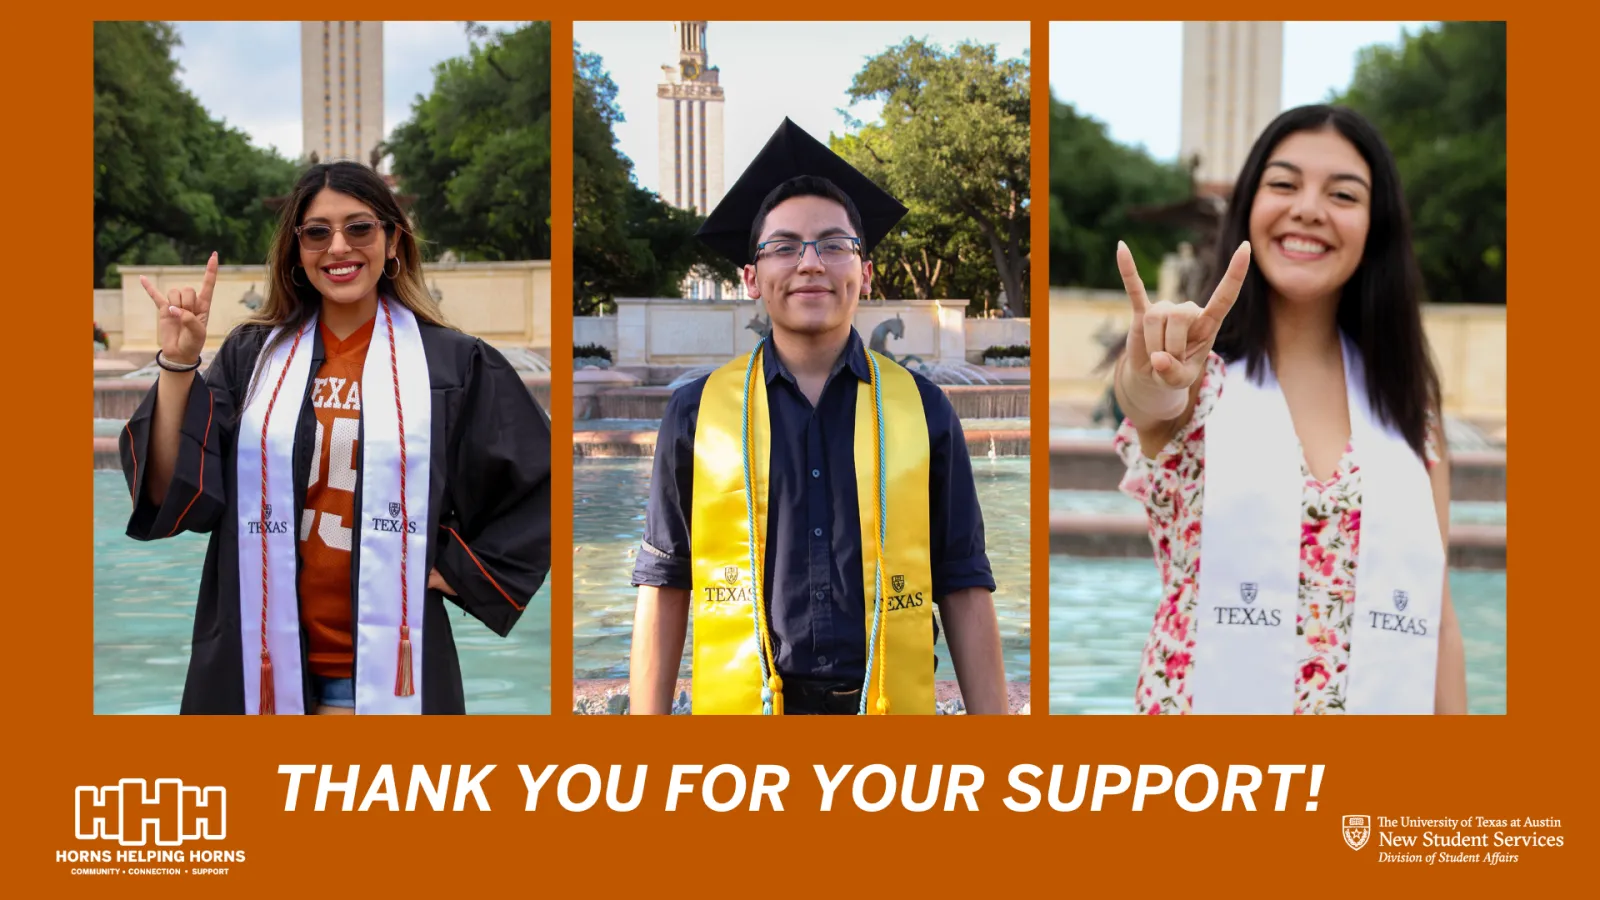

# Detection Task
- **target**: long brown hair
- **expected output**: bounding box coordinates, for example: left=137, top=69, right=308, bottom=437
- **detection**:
left=1209, top=105, right=1440, bottom=460
left=243, top=161, right=451, bottom=404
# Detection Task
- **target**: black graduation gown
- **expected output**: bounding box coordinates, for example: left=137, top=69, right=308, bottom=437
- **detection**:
left=118, top=320, right=552, bottom=714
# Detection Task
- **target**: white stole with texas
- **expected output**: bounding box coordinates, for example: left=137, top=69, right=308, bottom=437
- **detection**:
left=1193, top=335, right=1442, bottom=714
left=236, top=299, right=432, bottom=714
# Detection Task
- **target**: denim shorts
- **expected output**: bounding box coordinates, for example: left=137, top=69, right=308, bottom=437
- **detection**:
left=313, top=675, right=355, bottom=709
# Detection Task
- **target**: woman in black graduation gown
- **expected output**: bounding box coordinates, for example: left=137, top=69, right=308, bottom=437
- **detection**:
left=118, top=161, right=551, bottom=715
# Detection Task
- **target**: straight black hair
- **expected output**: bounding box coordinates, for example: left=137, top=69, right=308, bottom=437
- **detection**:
left=1210, top=104, right=1440, bottom=460
left=748, top=175, right=866, bottom=263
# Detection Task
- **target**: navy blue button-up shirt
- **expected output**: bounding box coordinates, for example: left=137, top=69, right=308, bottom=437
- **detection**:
left=631, top=328, right=996, bottom=683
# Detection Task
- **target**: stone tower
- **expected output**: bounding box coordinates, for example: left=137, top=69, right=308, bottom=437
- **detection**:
left=657, top=21, right=726, bottom=215
left=301, top=21, right=385, bottom=165
left=1180, top=21, right=1283, bottom=190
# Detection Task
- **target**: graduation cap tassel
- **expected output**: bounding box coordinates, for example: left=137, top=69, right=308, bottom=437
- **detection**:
left=259, top=651, right=277, bottom=715
left=384, top=299, right=417, bottom=700
left=396, top=625, right=415, bottom=697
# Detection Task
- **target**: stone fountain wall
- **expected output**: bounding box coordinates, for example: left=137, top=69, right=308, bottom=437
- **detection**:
left=610, top=297, right=971, bottom=368
left=100, top=259, right=552, bottom=357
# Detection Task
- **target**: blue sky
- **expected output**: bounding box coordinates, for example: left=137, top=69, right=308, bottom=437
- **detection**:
left=1048, top=21, right=1436, bottom=161
left=170, top=21, right=527, bottom=160
left=574, top=21, right=1031, bottom=198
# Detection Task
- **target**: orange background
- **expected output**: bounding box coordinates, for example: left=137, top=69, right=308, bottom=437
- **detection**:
left=25, top=5, right=1569, bottom=894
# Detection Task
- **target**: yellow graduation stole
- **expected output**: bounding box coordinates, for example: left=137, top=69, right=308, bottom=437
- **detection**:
left=690, top=341, right=935, bottom=715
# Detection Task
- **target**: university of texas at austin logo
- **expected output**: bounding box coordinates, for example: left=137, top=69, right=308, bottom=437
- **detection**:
left=703, top=566, right=750, bottom=604
left=246, top=505, right=288, bottom=535
left=370, top=499, right=419, bottom=534
left=1240, top=582, right=1258, bottom=604
left=1342, top=815, right=1370, bottom=851
left=1393, top=590, right=1409, bottom=611
left=76, top=779, right=227, bottom=846
left=885, top=574, right=924, bottom=611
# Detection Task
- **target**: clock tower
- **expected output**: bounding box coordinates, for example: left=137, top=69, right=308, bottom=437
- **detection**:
left=657, top=21, right=726, bottom=215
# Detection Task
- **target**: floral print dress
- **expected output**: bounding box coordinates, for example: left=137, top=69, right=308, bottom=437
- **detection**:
left=1114, top=353, right=1438, bottom=715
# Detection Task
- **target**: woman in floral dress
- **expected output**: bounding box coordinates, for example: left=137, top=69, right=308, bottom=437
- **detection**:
left=1111, top=105, right=1467, bottom=715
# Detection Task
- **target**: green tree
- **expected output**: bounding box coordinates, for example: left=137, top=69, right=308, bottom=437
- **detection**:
left=1335, top=22, right=1506, bottom=303
left=571, top=46, right=733, bottom=315
left=93, top=21, right=297, bottom=287
left=1047, top=97, right=1195, bottom=290
left=388, top=22, right=553, bottom=262
left=835, top=39, right=1031, bottom=316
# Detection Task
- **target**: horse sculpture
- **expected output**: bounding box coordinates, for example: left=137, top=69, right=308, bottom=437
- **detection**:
left=869, top=314, right=923, bottom=367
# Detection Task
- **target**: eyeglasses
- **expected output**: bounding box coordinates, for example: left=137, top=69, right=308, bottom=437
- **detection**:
left=754, top=236, right=862, bottom=267
left=295, top=220, right=386, bottom=251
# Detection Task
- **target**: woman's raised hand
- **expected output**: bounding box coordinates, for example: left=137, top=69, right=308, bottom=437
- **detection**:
left=140, top=251, right=217, bottom=366
left=1118, top=240, right=1251, bottom=392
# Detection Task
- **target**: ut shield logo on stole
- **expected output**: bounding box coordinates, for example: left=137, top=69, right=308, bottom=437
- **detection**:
left=262, top=504, right=272, bottom=518
left=389, top=502, right=403, bottom=518
left=1240, top=582, right=1258, bottom=604
left=75, top=779, right=227, bottom=846
left=1342, top=815, right=1370, bottom=850
left=1393, top=590, right=1410, bottom=612
left=724, top=566, right=738, bottom=585
left=891, top=574, right=906, bottom=593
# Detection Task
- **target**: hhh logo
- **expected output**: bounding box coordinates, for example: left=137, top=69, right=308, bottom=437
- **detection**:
left=1342, top=815, right=1370, bottom=851
left=75, top=779, right=226, bottom=846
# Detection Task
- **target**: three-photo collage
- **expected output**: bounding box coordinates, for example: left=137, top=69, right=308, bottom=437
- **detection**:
left=92, top=18, right=1505, bottom=716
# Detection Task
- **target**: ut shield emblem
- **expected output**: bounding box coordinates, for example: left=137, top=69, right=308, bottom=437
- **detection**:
left=892, top=574, right=906, bottom=593
left=724, top=566, right=738, bottom=585
left=1342, top=815, right=1370, bottom=851
left=389, top=502, right=403, bottom=518
left=262, top=504, right=272, bottom=518
left=1393, top=590, right=1409, bottom=612
left=1240, top=582, right=1258, bottom=604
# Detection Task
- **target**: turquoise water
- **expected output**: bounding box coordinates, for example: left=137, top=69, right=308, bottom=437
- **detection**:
left=93, top=472, right=551, bottom=714
left=573, top=457, right=1031, bottom=681
left=1049, top=555, right=1507, bottom=715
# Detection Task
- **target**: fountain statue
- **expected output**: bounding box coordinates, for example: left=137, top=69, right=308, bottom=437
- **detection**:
left=240, top=284, right=263, bottom=312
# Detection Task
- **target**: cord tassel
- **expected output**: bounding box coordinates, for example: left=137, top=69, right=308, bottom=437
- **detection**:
left=395, top=625, right=415, bottom=697
left=259, top=651, right=276, bottom=715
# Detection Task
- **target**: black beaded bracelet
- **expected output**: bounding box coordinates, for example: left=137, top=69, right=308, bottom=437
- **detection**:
left=155, top=350, right=203, bottom=373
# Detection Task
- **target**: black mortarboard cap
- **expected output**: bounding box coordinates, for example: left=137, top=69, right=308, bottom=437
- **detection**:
left=696, top=117, right=908, bottom=266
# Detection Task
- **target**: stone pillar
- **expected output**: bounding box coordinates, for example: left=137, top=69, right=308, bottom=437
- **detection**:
left=615, top=298, right=651, bottom=366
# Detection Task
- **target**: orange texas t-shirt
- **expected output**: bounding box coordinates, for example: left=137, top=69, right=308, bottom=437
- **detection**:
left=298, top=318, right=374, bottom=679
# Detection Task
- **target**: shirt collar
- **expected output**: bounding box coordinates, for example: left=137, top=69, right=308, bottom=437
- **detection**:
left=763, top=327, right=871, bottom=385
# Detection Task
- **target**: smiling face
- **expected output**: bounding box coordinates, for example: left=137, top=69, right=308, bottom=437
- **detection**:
left=742, top=194, right=872, bottom=337
left=297, top=188, right=396, bottom=307
left=1247, top=127, right=1373, bottom=307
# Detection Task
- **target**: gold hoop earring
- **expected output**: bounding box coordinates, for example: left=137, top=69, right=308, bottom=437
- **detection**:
left=384, top=258, right=401, bottom=278
left=291, top=265, right=309, bottom=287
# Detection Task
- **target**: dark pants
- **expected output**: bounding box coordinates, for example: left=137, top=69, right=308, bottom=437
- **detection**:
left=782, top=678, right=862, bottom=715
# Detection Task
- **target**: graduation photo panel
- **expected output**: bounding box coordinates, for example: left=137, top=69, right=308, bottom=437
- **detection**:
left=1046, top=21, right=1506, bottom=715
left=572, top=21, right=1031, bottom=716
left=93, top=21, right=554, bottom=715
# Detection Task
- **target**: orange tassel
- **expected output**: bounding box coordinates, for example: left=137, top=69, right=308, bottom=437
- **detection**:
left=259, top=651, right=276, bottom=715
left=395, top=626, right=415, bottom=697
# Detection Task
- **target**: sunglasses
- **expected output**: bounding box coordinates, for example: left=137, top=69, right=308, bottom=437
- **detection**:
left=294, top=219, right=387, bottom=252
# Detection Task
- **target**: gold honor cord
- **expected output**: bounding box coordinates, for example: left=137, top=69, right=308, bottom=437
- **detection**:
left=690, top=343, right=934, bottom=715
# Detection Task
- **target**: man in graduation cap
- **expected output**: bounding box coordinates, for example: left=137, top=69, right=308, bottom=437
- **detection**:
left=628, top=118, right=1008, bottom=716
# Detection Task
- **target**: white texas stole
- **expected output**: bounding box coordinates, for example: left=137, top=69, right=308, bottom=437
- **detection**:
left=1192, top=335, right=1443, bottom=714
